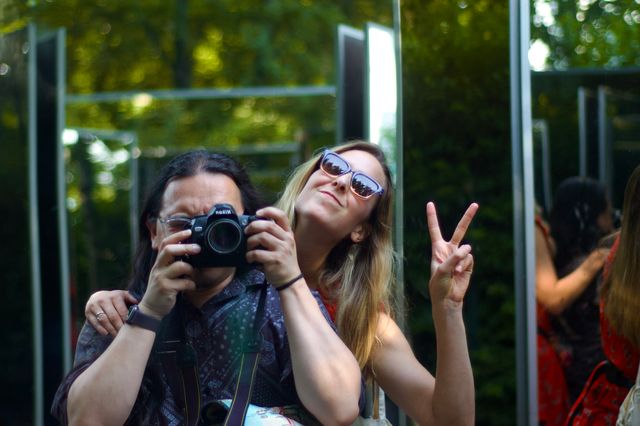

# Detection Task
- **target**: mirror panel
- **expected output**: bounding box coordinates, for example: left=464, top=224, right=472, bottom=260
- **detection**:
left=2, top=2, right=399, bottom=422
left=51, top=3, right=396, bottom=356
left=530, top=0, right=640, bottom=422
left=0, top=27, right=35, bottom=424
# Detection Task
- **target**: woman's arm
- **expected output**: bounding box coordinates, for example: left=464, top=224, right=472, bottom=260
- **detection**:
left=372, top=256, right=475, bottom=426
left=371, top=202, right=477, bottom=426
left=246, top=207, right=362, bottom=426
left=535, top=225, right=608, bottom=315
left=372, top=309, right=473, bottom=426
left=278, top=280, right=362, bottom=426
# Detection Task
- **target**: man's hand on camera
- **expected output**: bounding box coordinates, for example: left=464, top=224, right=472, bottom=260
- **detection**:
left=142, top=230, right=201, bottom=319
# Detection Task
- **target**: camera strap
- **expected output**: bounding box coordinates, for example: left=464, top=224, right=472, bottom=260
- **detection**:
left=223, top=282, right=267, bottom=426
left=156, top=296, right=201, bottom=426
left=156, top=283, right=268, bottom=426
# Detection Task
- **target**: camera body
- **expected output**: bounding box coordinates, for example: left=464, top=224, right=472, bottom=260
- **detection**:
left=185, top=203, right=261, bottom=267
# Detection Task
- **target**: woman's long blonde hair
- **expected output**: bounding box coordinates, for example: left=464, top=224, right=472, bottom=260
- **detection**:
left=602, top=164, right=640, bottom=348
left=276, top=141, right=396, bottom=377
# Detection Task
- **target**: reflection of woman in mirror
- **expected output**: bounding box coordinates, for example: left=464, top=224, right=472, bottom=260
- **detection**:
left=83, top=142, right=478, bottom=425
left=567, top=165, right=640, bottom=425
left=546, top=177, right=614, bottom=403
left=535, top=177, right=614, bottom=424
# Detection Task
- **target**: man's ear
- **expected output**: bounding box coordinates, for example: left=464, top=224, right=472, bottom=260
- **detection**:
left=350, top=222, right=371, bottom=244
left=147, top=218, right=160, bottom=250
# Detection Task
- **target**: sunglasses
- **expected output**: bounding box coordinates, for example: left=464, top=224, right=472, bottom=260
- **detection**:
left=319, top=150, right=385, bottom=199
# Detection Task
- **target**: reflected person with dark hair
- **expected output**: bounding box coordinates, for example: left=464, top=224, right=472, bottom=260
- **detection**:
left=547, top=177, right=614, bottom=403
left=51, top=150, right=363, bottom=425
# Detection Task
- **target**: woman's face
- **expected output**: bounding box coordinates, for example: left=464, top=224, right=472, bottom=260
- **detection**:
left=294, top=149, right=387, bottom=243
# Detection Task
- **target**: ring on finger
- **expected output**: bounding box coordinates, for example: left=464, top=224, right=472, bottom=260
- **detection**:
left=95, top=311, right=106, bottom=321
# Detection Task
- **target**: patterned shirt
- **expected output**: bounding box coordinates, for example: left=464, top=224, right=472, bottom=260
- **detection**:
left=51, top=268, right=337, bottom=425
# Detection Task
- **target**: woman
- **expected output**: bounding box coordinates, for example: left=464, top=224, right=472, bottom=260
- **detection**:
left=545, top=177, right=614, bottom=403
left=87, top=141, right=477, bottom=425
left=566, top=165, right=640, bottom=425
left=535, top=188, right=608, bottom=426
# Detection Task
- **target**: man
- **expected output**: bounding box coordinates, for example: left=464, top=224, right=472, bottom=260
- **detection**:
left=51, top=150, right=362, bottom=425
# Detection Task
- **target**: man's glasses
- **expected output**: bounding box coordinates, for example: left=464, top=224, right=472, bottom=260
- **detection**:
left=319, top=150, right=385, bottom=199
left=158, top=216, right=196, bottom=234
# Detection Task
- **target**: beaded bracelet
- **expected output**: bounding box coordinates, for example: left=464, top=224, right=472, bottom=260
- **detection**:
left=275, top=273, right=304, bottom=292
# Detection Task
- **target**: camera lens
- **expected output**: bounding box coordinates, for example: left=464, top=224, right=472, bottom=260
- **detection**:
left=206, top=219, right=242, bottom=254
left=201, top=400, right=228, bottom=425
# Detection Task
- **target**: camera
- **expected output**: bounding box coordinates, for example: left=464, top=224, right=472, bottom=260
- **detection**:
left=184, top=203, right=262, bottom=267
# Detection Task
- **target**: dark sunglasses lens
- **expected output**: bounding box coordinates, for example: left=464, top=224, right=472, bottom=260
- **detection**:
left=321, top=153, right=349, bottom=176
left=352, top=173, right=380, bottom=198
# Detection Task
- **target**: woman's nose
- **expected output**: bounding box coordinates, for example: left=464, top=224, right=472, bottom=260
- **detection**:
left=332, top=173, right=351, bottom=190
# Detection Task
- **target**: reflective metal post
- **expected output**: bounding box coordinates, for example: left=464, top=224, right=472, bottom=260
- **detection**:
left=510, top=0, right=537, bottom=424
left=28, top=23, right=44, bottom=426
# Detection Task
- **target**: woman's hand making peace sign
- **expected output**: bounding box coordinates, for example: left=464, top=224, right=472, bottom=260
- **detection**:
left=426, top=202, right=479, bottom=307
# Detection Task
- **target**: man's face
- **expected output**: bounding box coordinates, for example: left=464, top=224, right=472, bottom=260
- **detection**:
left=150, top=172, right=244, bottom=289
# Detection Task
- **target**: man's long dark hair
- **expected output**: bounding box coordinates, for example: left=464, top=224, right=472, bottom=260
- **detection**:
left=549, top=176, right=610, bottom=272
left=127, top=150, right=263, bottom=297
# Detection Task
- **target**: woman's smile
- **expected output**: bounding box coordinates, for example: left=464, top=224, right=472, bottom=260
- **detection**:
left=319, top=189, right=343, bottom=206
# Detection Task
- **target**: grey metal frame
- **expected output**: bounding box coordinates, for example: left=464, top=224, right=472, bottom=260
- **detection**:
left=391, top=3, right=405, bottom=425
left=335, top=23, right=364, bottom=146
left=67, top=86, right=335, bottom=105
left=28, top=23, right=44, bottom=426
left=392, top=0, right=405, bottom=336
left=578, top=86, right=591, bottom=177
left=510, top=0, right=537, bottom=425
left=598, top=85, right=610, bottom=189
left=56, top=28, right=73, bottom=375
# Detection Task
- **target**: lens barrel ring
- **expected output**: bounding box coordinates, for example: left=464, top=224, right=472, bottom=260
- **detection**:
left=205, top=218, right=243, bottom=254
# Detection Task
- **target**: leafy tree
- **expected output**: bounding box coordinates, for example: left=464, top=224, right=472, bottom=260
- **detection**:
left=530, top=0, right=640, bottom=205
left=532, top=0, right=640, bottom=69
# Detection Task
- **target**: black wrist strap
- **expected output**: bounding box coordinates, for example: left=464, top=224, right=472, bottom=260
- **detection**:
left=275, top=273, right=304, bottom=292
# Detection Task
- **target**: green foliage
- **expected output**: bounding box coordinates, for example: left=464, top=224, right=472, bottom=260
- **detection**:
left=402, top=0, right=516, bottom=423
left=532, top=0, right=640, bottom=69
left=530, top=1, right=640, bottom=209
